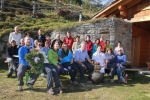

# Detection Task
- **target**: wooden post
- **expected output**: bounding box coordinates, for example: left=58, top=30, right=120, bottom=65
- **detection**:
left=33, top=1, right=36, bottom=16
left=1, top=0, right=4, bottom=12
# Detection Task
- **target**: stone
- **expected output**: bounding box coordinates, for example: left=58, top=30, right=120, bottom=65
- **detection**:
left=0, top=42, right=5, bottom=51
left=2, top=35, right=8, bottom=42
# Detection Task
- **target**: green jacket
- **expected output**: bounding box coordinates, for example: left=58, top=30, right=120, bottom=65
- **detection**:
left=105, top=45, right=113, bottom=52
left=47, top=49, right=58, bottom=66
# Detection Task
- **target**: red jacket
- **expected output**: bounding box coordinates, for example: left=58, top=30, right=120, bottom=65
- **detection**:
left=63, top=37, right=74, bottom=50
left=86, top=40, right=93, bottom=52
left=100, top=41, right=106, bottom=52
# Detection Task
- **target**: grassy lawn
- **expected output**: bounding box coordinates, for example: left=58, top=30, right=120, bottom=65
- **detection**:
left=0, top=65, right=150, bottom=100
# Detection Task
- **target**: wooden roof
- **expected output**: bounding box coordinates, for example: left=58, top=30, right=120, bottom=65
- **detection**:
left=92, top=0, right=142, bottom=19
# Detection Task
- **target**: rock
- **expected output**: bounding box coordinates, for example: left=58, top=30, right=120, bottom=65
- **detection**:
left=0, top=42, right=5, bottom=51
left=2, top=35, right=8, bottom=42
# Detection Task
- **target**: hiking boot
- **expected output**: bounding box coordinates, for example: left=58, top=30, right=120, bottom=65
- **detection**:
left=56, top=87, right=63, bottom=94
left=7, top=74, right=12, bottom=78
left=18, top=86, right=23, bottom=91
left=80, top=83, right=85, bottom=87
left=47, top=89, right=54, bottom=95
left=73, top=81, right=78, bottom=86
left=27, top=84, right=34, bottom=90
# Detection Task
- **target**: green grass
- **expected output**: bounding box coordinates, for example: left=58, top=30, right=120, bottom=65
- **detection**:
left=0, top=64, right=150, bottom=100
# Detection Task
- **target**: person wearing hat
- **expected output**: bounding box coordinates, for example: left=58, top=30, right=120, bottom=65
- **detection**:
left=116, top=48, right=126, bottom=84
left=6, top=40, right=18, bottom=77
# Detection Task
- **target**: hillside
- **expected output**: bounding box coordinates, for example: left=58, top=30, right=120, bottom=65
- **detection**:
left=0, top=0, right=101, bottom=38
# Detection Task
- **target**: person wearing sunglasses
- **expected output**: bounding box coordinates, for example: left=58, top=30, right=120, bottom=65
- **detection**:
left=6, top=40, right=18, bottom=77
left=58, top=43, right=78, bottom=86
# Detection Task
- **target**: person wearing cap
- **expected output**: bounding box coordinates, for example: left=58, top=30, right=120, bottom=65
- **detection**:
left=114, top=41, right=124, bottom=55
left=6, top=40, right=18, bottom=77
left=45, top=34, right=51, bottom=48
left=34, top=29, right=46, bottom=47
left=63, top=31, right=74, bottom=50
left=8, top=26, right=22, bottom=46
left=51, top=34, right=63, bottom=48
left=116, top=48, right=126, bottom=84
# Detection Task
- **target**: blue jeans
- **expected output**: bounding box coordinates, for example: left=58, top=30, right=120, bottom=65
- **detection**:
left=116, top=66, right=125, bottom=81
left=62, top=62, right=78, bottom=82
left=50, top=64, right=64, bottom=76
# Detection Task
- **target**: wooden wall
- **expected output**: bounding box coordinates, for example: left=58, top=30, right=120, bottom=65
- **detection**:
left=132, top=25, right=150, bottom=67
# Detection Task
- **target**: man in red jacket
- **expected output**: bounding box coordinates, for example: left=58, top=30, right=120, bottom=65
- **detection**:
left=99, top=36, right=106, bottom=52
left=63, top=31, right=74, bottom=50
left=85, top=35, right=93, bottom=59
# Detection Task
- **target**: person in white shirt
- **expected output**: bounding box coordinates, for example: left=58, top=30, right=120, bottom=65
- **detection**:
left=9, top=26, right=22, bottom=46
left=92, top=45, right=106, bottom=83
left=114, top=41, right=124, bottom=55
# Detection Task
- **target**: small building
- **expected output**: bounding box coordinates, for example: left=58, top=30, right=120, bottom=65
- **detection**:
left=92, top=0, right=150, bottom=68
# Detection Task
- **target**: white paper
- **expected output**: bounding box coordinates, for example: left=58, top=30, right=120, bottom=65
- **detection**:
left=100, top=67, right=105, bottom=73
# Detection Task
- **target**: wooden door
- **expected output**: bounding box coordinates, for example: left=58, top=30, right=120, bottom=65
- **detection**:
left=131, top=37, right=140, bottom=67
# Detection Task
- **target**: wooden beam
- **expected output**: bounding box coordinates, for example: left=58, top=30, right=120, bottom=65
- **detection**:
left=131, top=15, right=150, bottom=22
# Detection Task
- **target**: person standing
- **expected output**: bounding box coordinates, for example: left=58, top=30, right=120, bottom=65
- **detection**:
left=99, top=36, right=106, bottom=52
left=45, top=34, right=51, bottom=48
left=92, top=38, right=100, bottom=55
left=114, top=41, right=124, bottom=55
left=9, top=26, right=22, bottom=46
left=72, top=35, right=81, bottom=55
left=74, top=41, right=94, bottom=86
left=63, top=31, right=74, bottom=50
left=105, top=40, right=113, bottom=52
left=17, top=37, right=39, bottom=91
left=6, top=40, right=18, bottom=77
left=85, top=35, right=93, bottom=59
left=34, top=29, right=45, bottom=47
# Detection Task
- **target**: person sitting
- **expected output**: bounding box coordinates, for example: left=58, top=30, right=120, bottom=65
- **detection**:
left=85, top=35, right=93, bottom=59
left=92, top=45, right=106, bottom=83
left=105, top=40, right=113, bottom=52
left=51, top=34, right=63, bottom=48
left=24, top=32, right=34, bottom=47
left=36, top=40, right=63, bottom=94
left=47, top=41, right=64, bottom=76
left=116, top=48, right=126, bottom=84
left=63, top=31, right=74, bottom=51
left=6, top=40, right=18, bottom=77
left=58, top=43, right=78, bottom=86
left=42, top=41, right=50, bottom=55
left=45, top=34, right=51, bottom=48
left=34, top=29, right=45, bottom=47
left=72, top=35, right=81, bottom=55
left=18, top=38, right=25, bottom=48
left=114, top=41, right=124, bottom=55
left=92, top=38, right=100, bottom=55
left=17, top=37, right=39, bottom=91
left=105, top=48, right=116, bottom=83
left=74, top=41, right=94, bottom=86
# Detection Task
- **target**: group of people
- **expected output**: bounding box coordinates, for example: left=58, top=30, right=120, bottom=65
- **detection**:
left=6, top=26, right=126, bottom=95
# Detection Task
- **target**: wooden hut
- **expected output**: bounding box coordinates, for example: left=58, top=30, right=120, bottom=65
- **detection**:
left=92, top=0, right=150, bottom=68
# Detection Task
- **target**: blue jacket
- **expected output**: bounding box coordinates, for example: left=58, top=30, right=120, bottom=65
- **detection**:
left=116, top=53, right=126, bottom=66
left=58, top=49, right=73, bottom=64
left=42, top=47, right=50, bottom=55
left=92, top=44, right=97, bottom=55
left=18, top=46, right=31, bottom=66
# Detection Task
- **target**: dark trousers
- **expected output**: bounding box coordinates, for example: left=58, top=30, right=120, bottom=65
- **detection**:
left=107, top=63, right=116, bottom=79
left=76, top=61, right=94, bottom=83
left=17, top=64, right=39, bottom=86
left=62, top=62, right=78, bottom=82
left=88, top=51, right=92, bottom=59
left=52, top=64, right=64, bottom=76
left=43, top=63, right=61, bottom=90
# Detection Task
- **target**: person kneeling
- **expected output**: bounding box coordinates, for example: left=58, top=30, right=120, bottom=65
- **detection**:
left=58, top=43, right=78, bottom=86
left=74, top=42, right=94, bottom=86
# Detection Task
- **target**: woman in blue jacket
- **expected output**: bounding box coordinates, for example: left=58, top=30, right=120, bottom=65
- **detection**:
left=58, top=43, right=78, bottom=86
left=116, top=48, right=126, bottom=84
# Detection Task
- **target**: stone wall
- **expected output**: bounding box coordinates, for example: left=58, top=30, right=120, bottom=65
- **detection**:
left=0, top=18, right=132, bottom=60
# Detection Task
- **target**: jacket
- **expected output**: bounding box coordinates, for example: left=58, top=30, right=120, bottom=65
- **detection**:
left=72, top=41, right=81, bottom=55
left=47, top=49, right=59, bottom=66
left=63, top=37, right=74, bottom=50
left=92, top=44, right=98, bottom=55
left=100, top=41, right=106, bottom=52
left=85, top=40, right=93, bottom=52
left=116, top=53, right=126, bottom=66
left=6, top=45, right=18, bottom=59
left=105, top=53, right=116, bottom=64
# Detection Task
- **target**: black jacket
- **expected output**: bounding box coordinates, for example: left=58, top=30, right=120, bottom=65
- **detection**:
left=34, top=35, right=46, bottom=47
left=6, top=45, right=18, bottom=59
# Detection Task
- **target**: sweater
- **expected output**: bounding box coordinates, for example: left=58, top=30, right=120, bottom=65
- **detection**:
left=63, top=37, right=74, bottom=50
left=105, top=44, right=113, bottom=52
left=6, top=45, right=18, bottom=59
left=105, top=53, right=116, bottom=64
left=58, top=49, right=73, bottom=64
left=47, top=49, right=58, bottom=66
left=18, top=46, right=31, bottom=66
left=72, top=41, right=81, bottom=55
left=9, top=32, right=22, bottom=46
left=100, top=41, right=106, bottom=52
left=116, top=53, right=126, bottom=66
